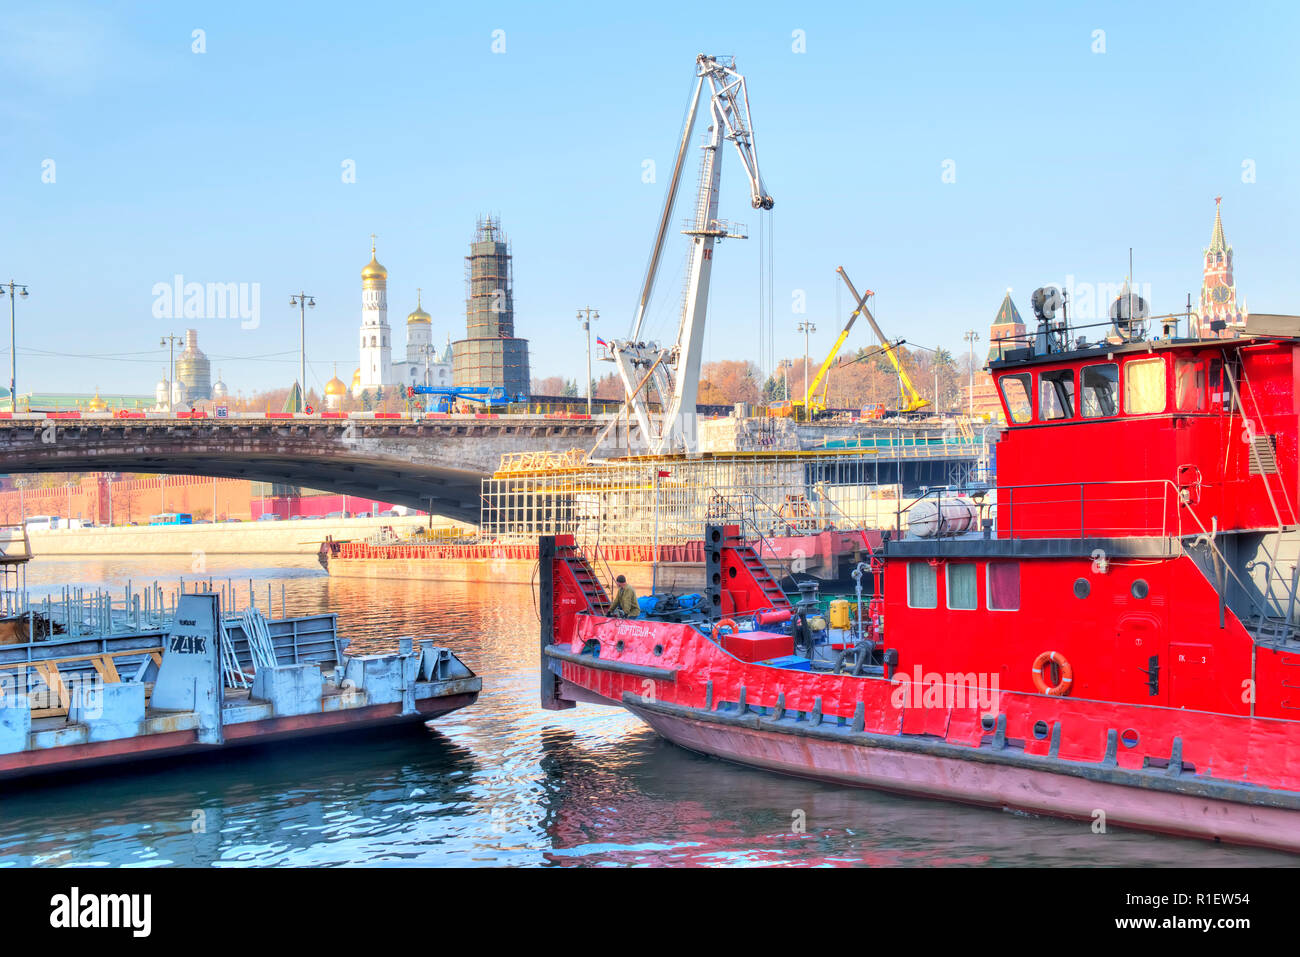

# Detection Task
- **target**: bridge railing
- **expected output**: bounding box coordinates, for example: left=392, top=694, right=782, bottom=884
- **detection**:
left=0, top=410, right=615, bottom=424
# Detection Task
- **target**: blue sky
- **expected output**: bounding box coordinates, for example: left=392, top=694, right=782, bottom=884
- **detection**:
left=1, top=0, right=1297, bottom=398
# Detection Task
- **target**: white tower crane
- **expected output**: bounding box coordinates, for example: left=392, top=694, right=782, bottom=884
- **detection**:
left=605, top=54, right=773, bottom=455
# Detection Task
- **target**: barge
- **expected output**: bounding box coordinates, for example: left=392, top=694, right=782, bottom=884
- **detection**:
left=539, top=298, right=1300, bottom=852
left=0, top=582, right=479, bottom=779
left=318, top=527, right=880, bottom=593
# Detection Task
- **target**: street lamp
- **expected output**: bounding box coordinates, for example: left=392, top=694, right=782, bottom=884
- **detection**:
left=963, top=330, right=980, bottom=416
left=797, top=320, right=817, bottom=416
left=160, top=334, right=181, bottom=413
left=1, top=281, right=30, bottom=412
left=420, top=343, right=437, bottom=388
left=290, top=292, right=316, bottom=412
left=577, top=307, right=599, bottom=415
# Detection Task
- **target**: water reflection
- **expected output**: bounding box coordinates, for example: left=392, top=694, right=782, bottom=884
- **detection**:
left=0, top=555, right=1291, bottom=866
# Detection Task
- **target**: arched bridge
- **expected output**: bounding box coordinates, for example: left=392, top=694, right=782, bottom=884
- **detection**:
left=0, top=414, right=615, bottom=523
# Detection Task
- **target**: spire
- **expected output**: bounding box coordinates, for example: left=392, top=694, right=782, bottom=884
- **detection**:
left=283, top=380, right=304, bottom=414
left=1209, top=197, right=1227, bottom=253
left=994, top=290, right=1023, bottom=327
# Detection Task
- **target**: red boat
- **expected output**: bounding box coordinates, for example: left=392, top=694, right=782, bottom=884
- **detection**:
left=539, top=300, right=1300, bottom=852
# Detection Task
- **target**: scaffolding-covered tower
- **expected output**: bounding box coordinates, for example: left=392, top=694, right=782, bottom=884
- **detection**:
left=452, top=216, right=530, bottom=397
left=175, top=328, right=212, bottom=402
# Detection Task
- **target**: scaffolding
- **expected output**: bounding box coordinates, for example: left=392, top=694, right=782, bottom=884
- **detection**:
left=479, top=450, right=926, bottom=548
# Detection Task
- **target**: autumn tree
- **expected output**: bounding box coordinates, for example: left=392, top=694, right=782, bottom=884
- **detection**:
left=593, top=373, right=624, bottom=401
left=531, top=375, right=566, bottom=396
left=697, top=360, right=762, bottom=406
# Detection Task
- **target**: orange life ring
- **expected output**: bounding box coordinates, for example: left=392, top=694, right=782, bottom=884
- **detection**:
left=711, top=618, right=739, bottom=642
left=1032, top=650, right=1073, bottom=696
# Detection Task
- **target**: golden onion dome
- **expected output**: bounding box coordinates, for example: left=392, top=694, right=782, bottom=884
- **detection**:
left=361, top=236, right=387, bottom=282
left=407, top=288, right=431, bottom=325
left=351, top=368, right=362, bottom=390
left=88, top=391, right=108, bottom=412
left=324, top=374, right=348, bottom=397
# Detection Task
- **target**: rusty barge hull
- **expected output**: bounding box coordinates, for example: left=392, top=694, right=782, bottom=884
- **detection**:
left=0, top=688, right=479, bottom=781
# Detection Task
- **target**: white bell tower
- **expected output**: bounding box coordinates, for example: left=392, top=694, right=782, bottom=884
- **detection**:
left=357, top=234, right=392, bottom=394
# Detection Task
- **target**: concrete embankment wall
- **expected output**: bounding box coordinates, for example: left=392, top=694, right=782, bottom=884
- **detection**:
left=27, top=516, right=468, bottom=557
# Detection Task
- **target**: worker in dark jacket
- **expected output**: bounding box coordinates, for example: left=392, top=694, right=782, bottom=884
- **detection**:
left=611, top=575, right=639, bottom=618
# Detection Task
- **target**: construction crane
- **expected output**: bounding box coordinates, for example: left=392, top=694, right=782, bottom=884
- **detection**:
left=598, top=54, right=774, bottom=455
left=770, top=281, right=872, bottom=420
left=407, top=385, right=526, bottom=414
left=836, top=267, right=929, bottom=414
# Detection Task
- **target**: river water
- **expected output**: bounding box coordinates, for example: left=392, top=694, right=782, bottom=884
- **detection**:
left=0, top=554, right=1290, bottom=867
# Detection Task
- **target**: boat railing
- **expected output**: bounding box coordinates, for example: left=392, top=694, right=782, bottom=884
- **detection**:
left=0, top=610, right=341, bottom=716
left=1, top=576, right=294, bottom=642
left=898, top=478, right=1184, bottom=542
left=703, top=485, right=807, bottom=568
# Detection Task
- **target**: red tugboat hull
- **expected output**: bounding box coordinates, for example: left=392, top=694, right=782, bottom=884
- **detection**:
left=548, top=621, right=1300, bottom=852
left=539, top=523, right=1300, bottom=853
left=622, top=699, right=1300, bottom=852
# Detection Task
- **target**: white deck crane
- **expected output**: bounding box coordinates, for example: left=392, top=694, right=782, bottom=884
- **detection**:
left=605, top=54, right=773, bottom=455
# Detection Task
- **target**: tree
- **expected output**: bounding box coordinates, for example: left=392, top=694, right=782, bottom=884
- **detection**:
left=561, top=379, right=580, bottom=398
left=698, top=360, right=762, bottom=406
left=361, top=389, right=373, bottom=411
left=762, top=374, right=787, bottom=402
left=531, top=375, right=566, bottom=396
left=593, top=373, right=624, bottom=401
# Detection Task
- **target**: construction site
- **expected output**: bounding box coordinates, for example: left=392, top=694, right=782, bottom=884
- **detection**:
left=319, top=54, right=996, bottom=592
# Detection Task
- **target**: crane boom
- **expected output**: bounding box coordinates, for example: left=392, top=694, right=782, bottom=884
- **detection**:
left=605, top=54, right=774, bottom=455
left=836, top=267, right=930, bottom=414
left=802, top=293, right=865, bottom=411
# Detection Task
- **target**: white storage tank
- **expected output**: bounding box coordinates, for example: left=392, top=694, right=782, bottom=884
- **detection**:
left=906, top=497, right=980, bottom=538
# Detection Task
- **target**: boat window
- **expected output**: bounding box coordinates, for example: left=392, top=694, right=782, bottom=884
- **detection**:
left=1124, top=357, right=1167, bottom=415
left=998, top=373, right=1032, bottom=424
left=1080, top=363, right=1118, bottom=417
left=947, top=563, right=977, bottom=610
left=1208, top=358, right=1232, bottom=411
left=907, top=562, right=938, bottom=609
left=1038, top=369, right=1075, bottom=420
left=987, top=562, right=1020, bottom=611
left=1175, top=358, right=1207, bottom=412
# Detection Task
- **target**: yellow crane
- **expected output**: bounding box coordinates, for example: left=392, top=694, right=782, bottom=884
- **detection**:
left=836, top=267, right=930, bottom=414
left=767, top=277, right=869, bottom=420
left=767, top=266, right=932, bottom=419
